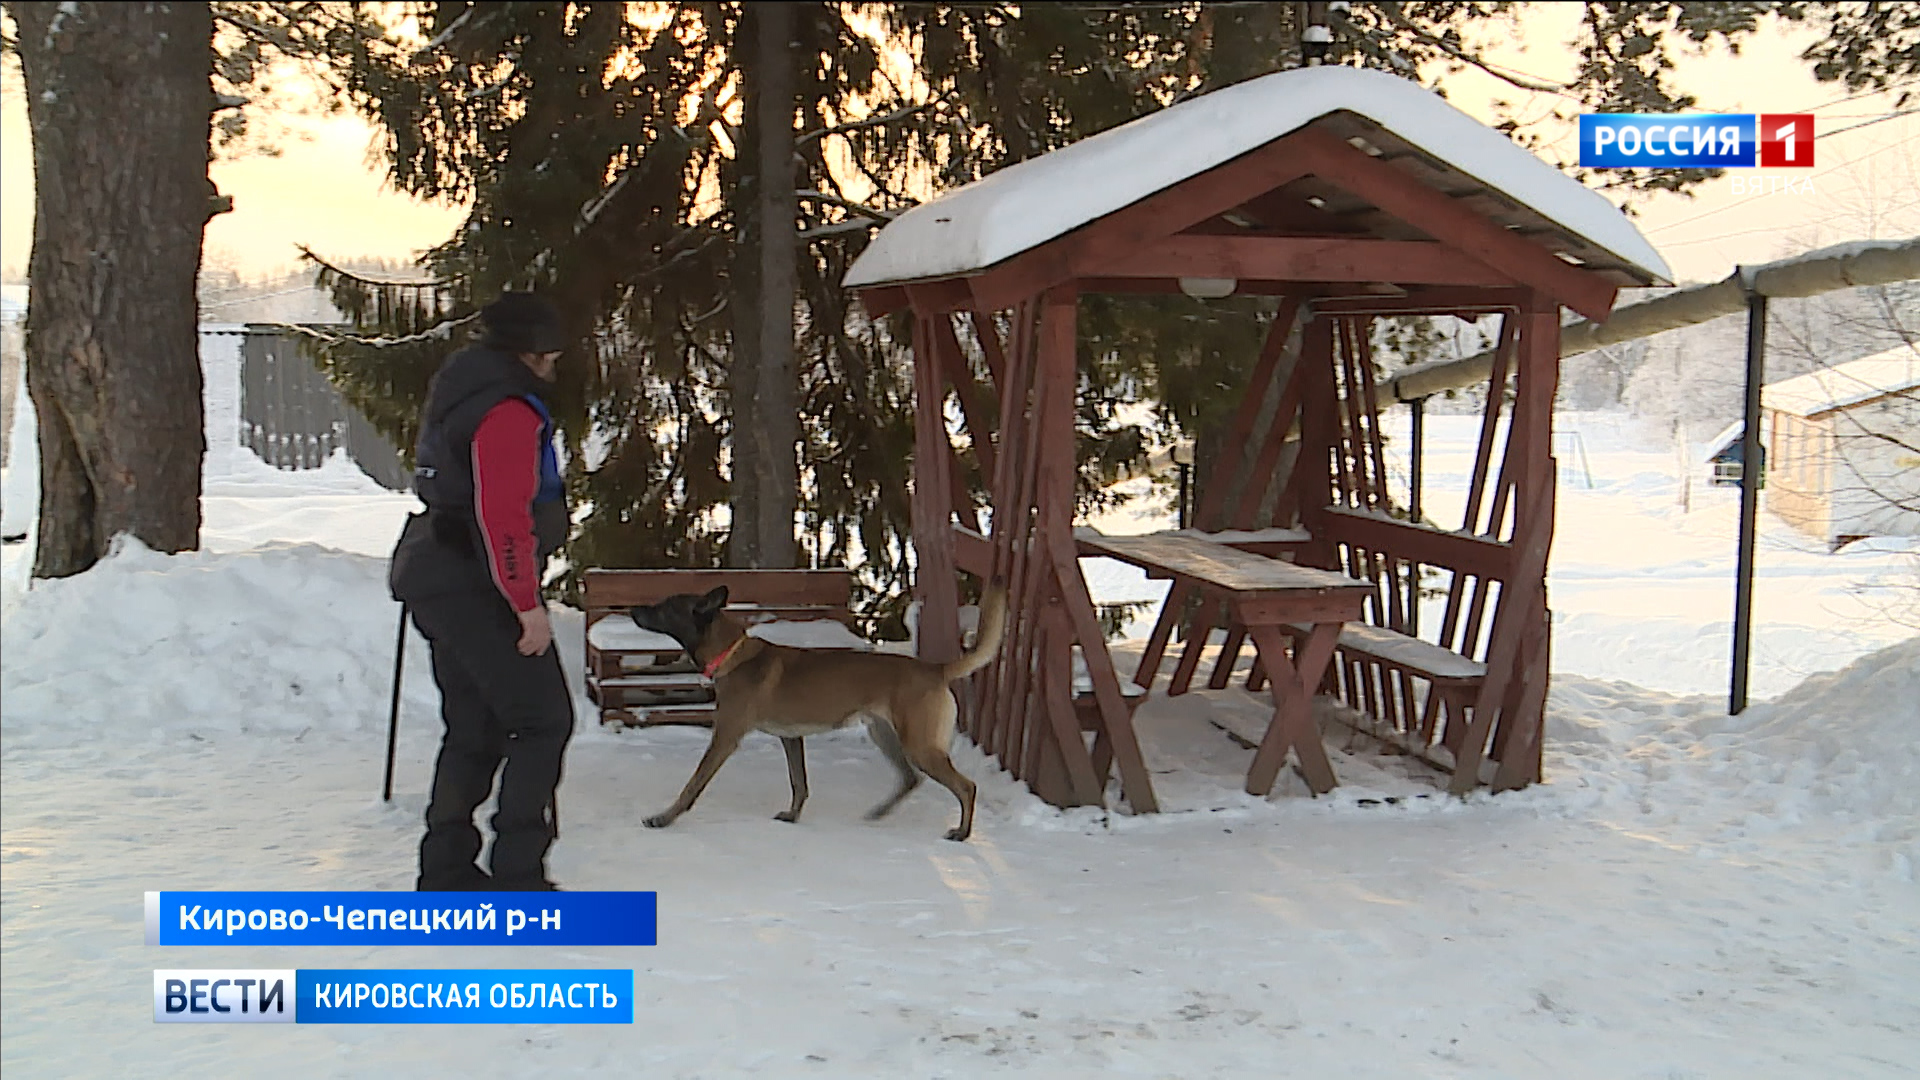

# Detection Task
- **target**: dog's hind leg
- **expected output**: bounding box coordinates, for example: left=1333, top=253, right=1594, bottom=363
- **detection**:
left=775, top=737, right=808, bottom=823
left=644, top=712, right=749, bottom=829
left=862, top=714, right=922, bottom=821
left=900, top=691, right=977, bottom=842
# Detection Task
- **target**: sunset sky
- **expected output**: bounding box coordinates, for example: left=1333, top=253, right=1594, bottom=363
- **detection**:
left=2, top=8, right=1914, bottom=289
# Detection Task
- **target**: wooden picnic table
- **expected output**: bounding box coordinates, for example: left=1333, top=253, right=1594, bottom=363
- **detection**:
left=1076, top=532, right=1374, bottom=796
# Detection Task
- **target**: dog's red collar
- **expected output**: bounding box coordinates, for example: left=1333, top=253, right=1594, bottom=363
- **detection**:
left=702, top=637, right=745, bottom=680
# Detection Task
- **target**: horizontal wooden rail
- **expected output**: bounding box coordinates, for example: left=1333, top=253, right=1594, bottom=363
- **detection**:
left=1319, top=506, right=1512, bottom=582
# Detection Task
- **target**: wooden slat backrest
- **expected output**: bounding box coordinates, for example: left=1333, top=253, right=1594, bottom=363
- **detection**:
left=1318, top=507, right=1513, bottom=584
left=582, top=569, right=853, bottom=626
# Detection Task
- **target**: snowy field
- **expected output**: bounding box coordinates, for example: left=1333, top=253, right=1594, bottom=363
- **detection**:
left=3, top=394, right=1918, bottom=1078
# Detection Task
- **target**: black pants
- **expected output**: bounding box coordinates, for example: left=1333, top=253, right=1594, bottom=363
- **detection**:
left=408, top=591, right=574, bottom=890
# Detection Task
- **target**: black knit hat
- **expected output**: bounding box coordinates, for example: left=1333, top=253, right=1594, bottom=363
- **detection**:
left=479, top=291, right=567, bottom=355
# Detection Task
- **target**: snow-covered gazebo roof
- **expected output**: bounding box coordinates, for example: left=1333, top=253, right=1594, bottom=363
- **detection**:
left=846, top=66, right=1672, bottom=294
left=1765, top=344, right=1920, bottom=418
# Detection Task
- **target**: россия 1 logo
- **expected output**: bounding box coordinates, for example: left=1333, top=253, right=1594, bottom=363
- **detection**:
left=1579, top=114, right=1814, bottom=169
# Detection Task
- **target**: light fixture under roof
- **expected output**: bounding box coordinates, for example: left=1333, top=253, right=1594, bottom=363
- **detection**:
left=1177, top=277, right=1237, bottom=299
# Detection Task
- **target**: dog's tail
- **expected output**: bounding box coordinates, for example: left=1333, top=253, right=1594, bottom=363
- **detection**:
left=943, top=582, right=1009, bottom=682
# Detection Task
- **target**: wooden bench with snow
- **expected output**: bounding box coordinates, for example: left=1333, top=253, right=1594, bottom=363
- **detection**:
left=582, top=568, right=868, bottom=728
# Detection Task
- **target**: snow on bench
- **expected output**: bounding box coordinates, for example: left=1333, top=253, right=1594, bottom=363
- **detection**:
left=588, top=615, right=871, bottom=654
left=1290, top=620, right=1486, bottom=683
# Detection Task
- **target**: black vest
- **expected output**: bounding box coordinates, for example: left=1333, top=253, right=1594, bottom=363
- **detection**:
left=389, top=344, right=568, bottom=604
left=412, top=343, right=568, bottom=559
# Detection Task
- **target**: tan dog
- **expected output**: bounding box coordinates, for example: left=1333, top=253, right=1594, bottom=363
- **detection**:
left=629, top=584, right=1007, bottom=842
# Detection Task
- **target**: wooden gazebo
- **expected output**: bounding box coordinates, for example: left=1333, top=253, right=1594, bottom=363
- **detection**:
left=844, top=67, right=1670, bottom=813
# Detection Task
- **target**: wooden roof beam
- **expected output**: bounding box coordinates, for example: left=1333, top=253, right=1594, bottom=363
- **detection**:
left=855, top=285, right=910, bottom=318
left=1287, top=127, right=1619, bottom=321
left=1086, top=236, right=1520, bottom=289
left=1310, top=286, right=1531, bottom=316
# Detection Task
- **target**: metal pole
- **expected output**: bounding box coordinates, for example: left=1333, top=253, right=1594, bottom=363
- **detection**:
left=384, top=603, right=408, bottom=801
left=1407, top=396, right=1426, bottom=634
left=1731, top=283, right=1768, bottom=715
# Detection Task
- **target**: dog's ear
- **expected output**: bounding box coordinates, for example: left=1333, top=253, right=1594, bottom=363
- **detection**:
left=696, top=586, right=728, bottom=617
left=628, top=605, right=660, bottom=632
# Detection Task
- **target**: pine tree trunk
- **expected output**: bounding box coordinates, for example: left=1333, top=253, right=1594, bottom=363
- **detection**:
left=726, top=0, right=800, bottom=569
left=751, top=0, right=799, bottom=568
left=14, top=1, right=212, bottom=577
left=728, top=2, right=763, bottom=571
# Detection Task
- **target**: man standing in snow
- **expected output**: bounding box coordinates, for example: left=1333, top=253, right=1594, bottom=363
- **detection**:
left=389, top=292, right=573, bottom=892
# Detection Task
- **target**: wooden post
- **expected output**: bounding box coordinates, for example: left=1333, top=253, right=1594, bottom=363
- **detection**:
left=1451, top=301, right=1559, bottom=794
left=1437, top=315, right=1518, bottom=656
left=1033, top=286, right=1106, bottom=807
left=966, top=309, right=1007, bottom=388
left=908, top=309, right=962, bottom=665
left=996, top=305, right=1046, bottom=765
left=1408, top=395, right=1426, bottom=635
left=976, top=303, right=1027, bottom=749
left=933, top=313, right=998, bottom=482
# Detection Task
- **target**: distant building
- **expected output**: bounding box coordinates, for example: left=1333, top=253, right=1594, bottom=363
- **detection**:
left=1763, top=345, right=1920, bottom=551
left=1702, top=421, right=1763, bottom=487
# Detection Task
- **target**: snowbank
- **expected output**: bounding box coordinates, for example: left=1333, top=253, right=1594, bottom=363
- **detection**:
left=0, top=539, right=434, bottom=748
left=1534, top=636, right=1920, bottom=879
left=1718, top=637, right=1920, bottom=825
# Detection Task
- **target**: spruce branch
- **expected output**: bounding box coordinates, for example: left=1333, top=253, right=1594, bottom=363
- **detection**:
left=1369, top=1, right=1569, bottom=94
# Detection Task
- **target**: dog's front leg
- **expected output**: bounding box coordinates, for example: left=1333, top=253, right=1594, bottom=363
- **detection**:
left=774, top=737, right=808, bottom=823
left=644, top=714, right=749, bottom=829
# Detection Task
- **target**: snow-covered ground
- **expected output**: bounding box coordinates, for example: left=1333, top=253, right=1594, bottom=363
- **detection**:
left=3, top=402, right=1917, bottom=1079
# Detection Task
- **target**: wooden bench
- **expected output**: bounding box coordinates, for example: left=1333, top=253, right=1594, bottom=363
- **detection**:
left=1293, top=505, right=1503, bottom=776
left=1276, top=620, right=1487, bottom=770
left=582, top=568, right=868, bottom=728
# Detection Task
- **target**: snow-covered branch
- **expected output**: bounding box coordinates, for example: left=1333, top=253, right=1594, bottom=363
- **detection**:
left=795, top=189, right=896, bottom=222
left=1366, top=2, right=1566, bottom=94
left=271, top=313, right=480, bottom=349
left=413, top=7, right=475, bottom=60
left=297, top=246, right=459, bottom=290
left=799, top=220, right=880, bottom=241
left=797, top=101, right=939, bottom=147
